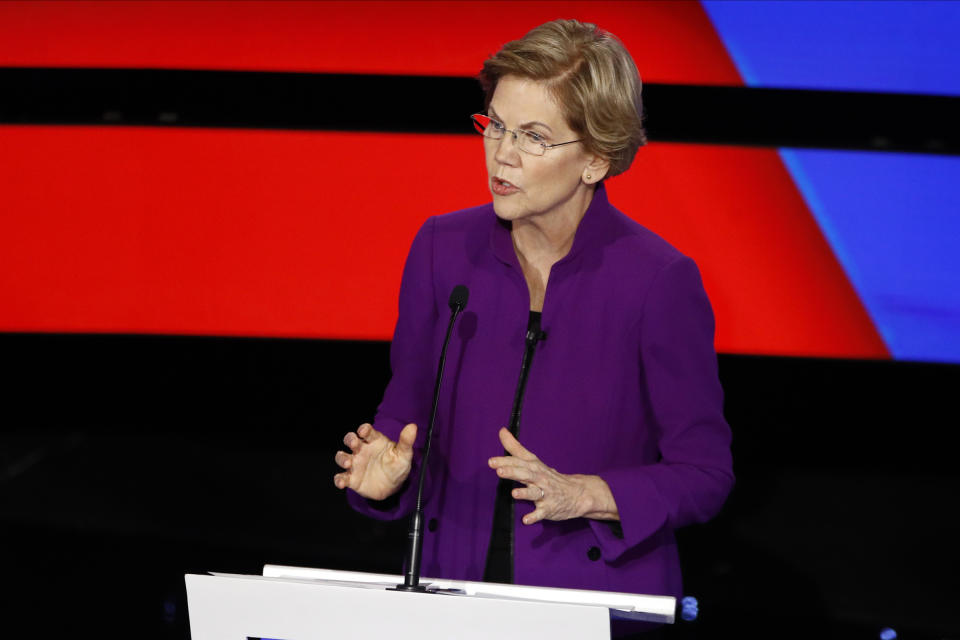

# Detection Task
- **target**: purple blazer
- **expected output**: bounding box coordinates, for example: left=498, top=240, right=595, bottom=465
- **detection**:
left=349, top=184, right=733, bottom=598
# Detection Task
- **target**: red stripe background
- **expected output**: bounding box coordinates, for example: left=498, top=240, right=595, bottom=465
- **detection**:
left=0, top=1, right=739, bottom=83
left=0, top=126, right=887, bottom=357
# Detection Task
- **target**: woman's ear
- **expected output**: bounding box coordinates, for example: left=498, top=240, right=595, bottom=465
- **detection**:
left=583, top=154, right=611, bottom=184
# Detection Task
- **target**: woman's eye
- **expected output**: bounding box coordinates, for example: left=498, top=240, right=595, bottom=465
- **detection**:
left=524, top=131, right=546, bottom=144
left=491, top=120, right=506, bottom=131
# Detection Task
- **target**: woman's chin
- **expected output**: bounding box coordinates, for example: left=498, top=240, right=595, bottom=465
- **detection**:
left=492, top=199, right=526, bottom=222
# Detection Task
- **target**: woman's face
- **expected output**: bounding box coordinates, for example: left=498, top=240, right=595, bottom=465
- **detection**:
left=484, top=75, right=603, bottom=224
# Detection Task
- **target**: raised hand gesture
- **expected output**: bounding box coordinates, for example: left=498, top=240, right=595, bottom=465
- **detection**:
left=334, top=422, right=417, bottom=501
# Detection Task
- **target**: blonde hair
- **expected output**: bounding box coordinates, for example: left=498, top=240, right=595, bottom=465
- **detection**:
left=479, top=19, right=647, bottom=179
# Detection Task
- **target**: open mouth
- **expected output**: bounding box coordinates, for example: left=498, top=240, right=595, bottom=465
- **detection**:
left=492, top=177, right=520, bottom=195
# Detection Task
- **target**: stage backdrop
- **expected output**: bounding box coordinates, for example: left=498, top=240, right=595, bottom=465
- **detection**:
left=2, top=0, right=957, bottom=361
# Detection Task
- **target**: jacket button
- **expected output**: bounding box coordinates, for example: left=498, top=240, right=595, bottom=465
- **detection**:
left=428, top=518, right=438, bottom=532
left=587, top=546, right=601, bottom=561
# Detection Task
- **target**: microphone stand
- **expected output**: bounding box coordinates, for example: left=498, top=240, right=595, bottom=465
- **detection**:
left=392, top=285, right=468, bottom=592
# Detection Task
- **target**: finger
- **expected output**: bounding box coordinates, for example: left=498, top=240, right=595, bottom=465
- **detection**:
left=333, top=471, right=351, bottom=490
left=522, top=506, right=545, bottom=525
left=358, top=423, right=382, bottom=442
left=498, top=427, right=538, bottom=462
left=511, top=485, right=543, bottom=502
left=343, top=431, right=361, bottom=450
left=345, top=423, right=381, bottom=451
left=395, top=423, right=418, bottom=457
left=487, top=454, right=530, bottom=469
left=334, top=451, right=352, bottom=469
left=495, top=463, right=535, bottom=484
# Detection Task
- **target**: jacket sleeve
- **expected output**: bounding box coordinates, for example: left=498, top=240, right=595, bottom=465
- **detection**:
left=589, top=255, right=734, bottom=560
left=347, top=216, right=439, bottom=521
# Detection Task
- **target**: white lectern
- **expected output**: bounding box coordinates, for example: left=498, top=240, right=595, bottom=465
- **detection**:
left=185, top=565, right=675, bottom=639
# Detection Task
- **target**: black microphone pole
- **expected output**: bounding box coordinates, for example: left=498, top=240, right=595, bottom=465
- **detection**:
left=392, top=284, right=469, bottom=592
left=507, top=314, right=546, bottom=436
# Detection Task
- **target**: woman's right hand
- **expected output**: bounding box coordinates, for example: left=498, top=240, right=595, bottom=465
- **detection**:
left=333, top=422, right=417, bottom=500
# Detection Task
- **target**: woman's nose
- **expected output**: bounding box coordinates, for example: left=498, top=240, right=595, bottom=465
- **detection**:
left=494, top=132, right=520, bottom=164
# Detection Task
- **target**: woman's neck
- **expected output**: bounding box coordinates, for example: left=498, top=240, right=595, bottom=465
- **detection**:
left=511, top=184, right=594, bottom=266
left=511, top=183, right=595, bottom=312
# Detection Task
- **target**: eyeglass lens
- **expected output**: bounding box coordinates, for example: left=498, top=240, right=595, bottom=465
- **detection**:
left=471, top=115, right=544, bottom=156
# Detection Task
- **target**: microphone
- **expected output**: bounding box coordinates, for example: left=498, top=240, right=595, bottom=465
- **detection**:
left=508, top=312, right=545, bottom=436
left=393, top=284, right=469, bottom=592
left=449, top=284, right=468, bottom=312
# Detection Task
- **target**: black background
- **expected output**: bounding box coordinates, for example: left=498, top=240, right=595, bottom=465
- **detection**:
left=3, top=334, right=958, bottom=639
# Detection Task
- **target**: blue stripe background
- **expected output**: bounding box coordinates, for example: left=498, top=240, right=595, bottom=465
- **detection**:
left=702, top=0, right=960, bottom=362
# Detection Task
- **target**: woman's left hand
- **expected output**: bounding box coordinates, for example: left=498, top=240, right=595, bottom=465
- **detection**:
left=488, top=427, right=619, bottom=525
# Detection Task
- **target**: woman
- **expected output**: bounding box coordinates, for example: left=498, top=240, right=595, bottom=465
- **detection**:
left=334, top=19, right=733, bottom=602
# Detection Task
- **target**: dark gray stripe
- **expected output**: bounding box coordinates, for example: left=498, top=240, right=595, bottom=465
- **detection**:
left=2, top=68, right=958, bottom=154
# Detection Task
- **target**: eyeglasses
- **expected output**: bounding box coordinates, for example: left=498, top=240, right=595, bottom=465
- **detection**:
left=471, top=114, right=582, bottom=157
